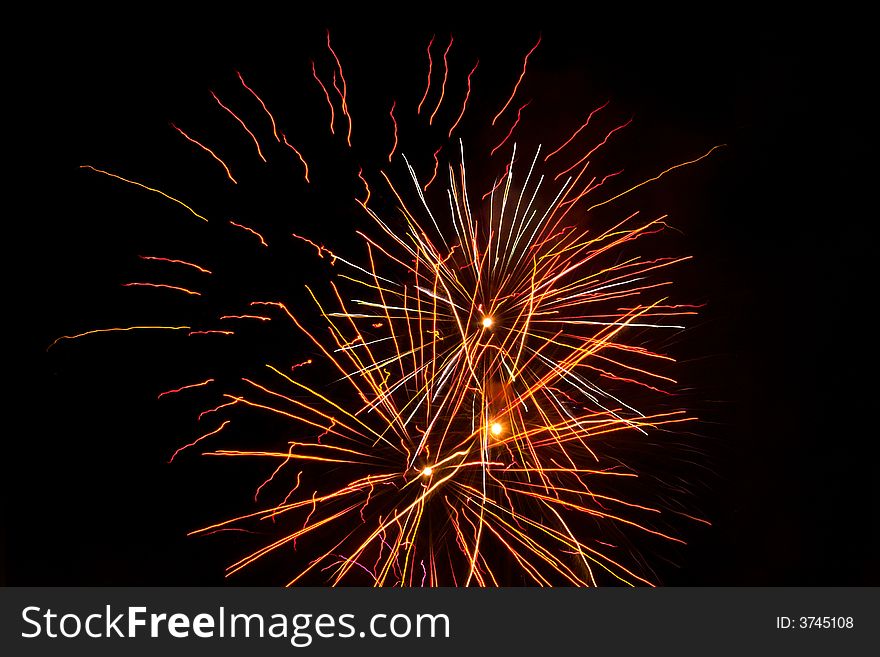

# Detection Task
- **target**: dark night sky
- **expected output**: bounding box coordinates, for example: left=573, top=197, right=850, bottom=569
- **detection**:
left=5, top=10, right=876, bottom=585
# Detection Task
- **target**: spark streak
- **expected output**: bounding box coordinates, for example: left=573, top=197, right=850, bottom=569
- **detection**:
left=210, top=91, right=267, bottom=162
left=449, top=60, right=479, bottom=138
left=554, top=117, right=633, bottom=181
left=423, top=147, right=442, bottom=191
left=122, top=282, right=201, bottom=296
left=80, top=166, right=208, bottom=222
left=229, top=220, right=268, bottom=246
left=171, top=123, right=238, bottom=183
left=417, top=35, right=435, bottom=115
left=388, top=100, right=398, bottom=162
left=429, top=35, right=453, bottom=126
left=292, top=232, right=337, bottom=263
left=326, top=30, right=352, bottom=146
left=586, top=145, right=725, bottom=212
left=169, top=420, right=231, bottom=463
left=490, top=101, right=530, bottom=157
left=139, top=256, right=212, bottom=274
left=544, top=101, right=609, bottom=162
left=358, top=168, right=371, bottom=205
left=220, top=315, right=272, bottom=322
left=282, top=133, right=310, bottom=183
left=159, top=378, right=215, bottom=399
left=49, top=326, right=191, bottom=350
left=237, top=71, right=280, bottom=141
left=491, top=34, right=541, bottom=126
left=311, top=60, right=336, bottom=134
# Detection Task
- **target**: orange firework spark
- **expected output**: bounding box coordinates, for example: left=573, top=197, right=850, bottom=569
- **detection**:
left=417, top=35, right=435, bottom=115
left=290, top=359, right=313, bottom=373
left=65, top=31, right=721, bottom=588
left=198, top=399, right=239, bottom=421
left=490, top=100, right=530, bottom=157
left=170, top=122, right=238, bottom=183
left=291, top=232, right=337, bottom=263
left=491, top=34, right=541, bottom=126
left=357, top=168, right=371, bottom=205
left=326, top=30, right=353, bottom=147
left=139, top=256, right=212, bottom=274
left=281, top=133, right=310, bottom=183
left=237, top=71, right=280, bottom=142
left=586, top=145, right=725, bottom=212
left=158, top=378, right=215, bottom=399
left=80, top=165, right=208, bottom=222
left=122, top=282, right=201, bottom=296
left=388, top=99, right=398, bottom=162
left=555, top=117, right=634, bottom=181
left=210, top=90, right=267, bottom=162
left=481, top=162, right=511, bottom=201
left=228, top=220, right=268, bottom=246
left=310, top=60, right=336, bottom=135
left=49, top=326, right=191, bottom=350
left=449, top=59, right=479, bottom=138
left=555, top=168, right=624, bottom=223
left=429, top=35, right=453, bottom=126
left=220, top=314, right=272, bottom=322
left=169, top=420, right=231, bottom=463
left=423, top=147, right=442, bottom=191
left=544, top=100, right=610, bottom=162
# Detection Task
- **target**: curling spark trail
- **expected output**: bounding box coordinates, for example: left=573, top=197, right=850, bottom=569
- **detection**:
left=169, top=420, right=231, bottom=463
left=449, top=60, right=478, bottom=138
left=417, top=35, right=436, bottom=115
left=491, top=34, right=541, bottom=126
left=424, top=147, right=442, bottom=191
left=490, top=101, right=530, bottom=157
left=544, top=101, right=610, bottom=162
left=429, top=35, right=454, bottom=126
left=388, top=100, right=399, bottom=162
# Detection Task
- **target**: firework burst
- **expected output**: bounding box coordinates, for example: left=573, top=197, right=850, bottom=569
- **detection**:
left=55, top=30, right=719, bottom=586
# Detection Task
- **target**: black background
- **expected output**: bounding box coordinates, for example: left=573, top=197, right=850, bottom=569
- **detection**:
left=5, top=8, right=876, bottom=585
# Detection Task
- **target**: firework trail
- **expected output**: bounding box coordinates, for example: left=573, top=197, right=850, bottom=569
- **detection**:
left=58, top=31, right=720, bottom=586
